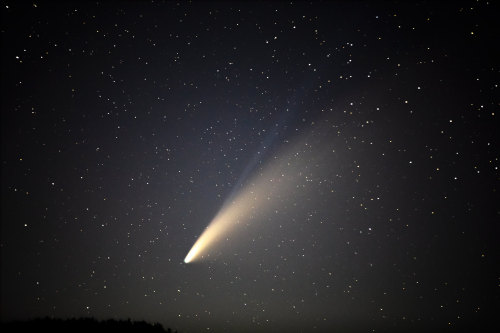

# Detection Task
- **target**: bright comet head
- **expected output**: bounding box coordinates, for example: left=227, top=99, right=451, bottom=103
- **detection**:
left=184, top=242, right=201, bottom=263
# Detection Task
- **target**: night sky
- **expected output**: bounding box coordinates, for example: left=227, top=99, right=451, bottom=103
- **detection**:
left=1, top=1, right=499, bottom=332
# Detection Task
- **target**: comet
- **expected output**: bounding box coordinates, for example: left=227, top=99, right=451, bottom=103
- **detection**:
left=184, top=121, right=332, bottom=263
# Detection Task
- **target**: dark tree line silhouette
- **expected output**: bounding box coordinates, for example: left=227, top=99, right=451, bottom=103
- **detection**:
left=1, top=317, right=177, bottom=333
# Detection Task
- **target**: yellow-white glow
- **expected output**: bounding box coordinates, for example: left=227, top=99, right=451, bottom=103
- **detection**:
left=184, top=125, right=331, bottom=264
left=183, top=181, right=267, bottom=263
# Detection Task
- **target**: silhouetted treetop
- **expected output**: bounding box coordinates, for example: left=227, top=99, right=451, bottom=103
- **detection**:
left=1, top=317, right=176, bottom=333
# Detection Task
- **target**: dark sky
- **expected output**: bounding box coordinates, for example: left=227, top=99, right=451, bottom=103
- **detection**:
left=1, top=1, right=498, bottom=332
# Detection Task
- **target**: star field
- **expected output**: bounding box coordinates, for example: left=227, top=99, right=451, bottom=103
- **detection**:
left=1, top=1, right=498, bottom=332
